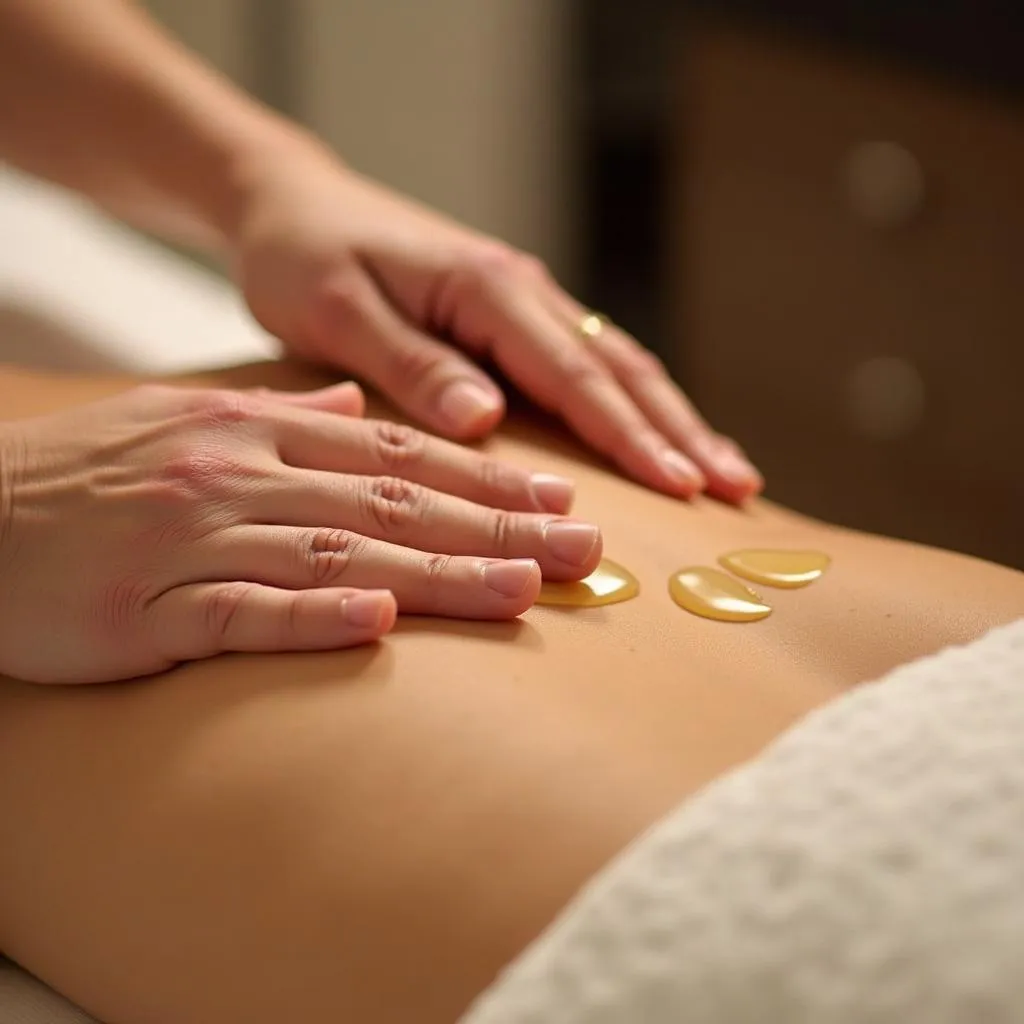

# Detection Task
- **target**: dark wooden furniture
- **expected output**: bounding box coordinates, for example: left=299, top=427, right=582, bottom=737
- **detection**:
left=670, top=22, right=1024, bottom=567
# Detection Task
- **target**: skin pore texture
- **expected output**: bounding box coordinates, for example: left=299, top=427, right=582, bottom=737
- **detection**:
left=1, top=361, right=1022, bottom=1024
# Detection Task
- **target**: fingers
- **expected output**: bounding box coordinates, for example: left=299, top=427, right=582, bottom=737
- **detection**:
left=456, top=283, right=707, bottom=498
left=151, top=583, right=397, bottom=661
left=311, top=270, right=506, bottom=438
left=302, top=258, right=761, bottom=502
left=270, top=408, right=575, bottom=515
left=253, top=380, right=366, bottom=418
left=559, top=308, right=763, bottom=502
left=182, top=526, right=543, bottom=619
left=255, top=472, right=602, bottom=581
left=434, top=250, right=763, bottom=503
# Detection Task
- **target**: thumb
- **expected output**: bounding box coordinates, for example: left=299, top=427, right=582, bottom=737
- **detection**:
left=313, top=273, right=505, bottom=439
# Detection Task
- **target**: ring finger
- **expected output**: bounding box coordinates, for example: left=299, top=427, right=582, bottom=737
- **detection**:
left=195, top=524, right=543, bottom=619
left=477, top=282, right=705, bottom=497
left=555, top=297, right=762, bottom=501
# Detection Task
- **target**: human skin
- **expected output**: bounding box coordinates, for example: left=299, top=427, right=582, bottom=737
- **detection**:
left=0, top=377, right=607, bottom=684
left=0, top=0, right=761, bottom=497
left=1, top=361, right=1022, bottom=1024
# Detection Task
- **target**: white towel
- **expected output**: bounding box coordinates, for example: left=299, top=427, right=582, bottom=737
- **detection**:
left=462, top=618, right=1024, bottom=1024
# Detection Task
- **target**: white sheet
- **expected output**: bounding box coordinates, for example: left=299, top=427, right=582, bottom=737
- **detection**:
left=0, top=165, right=275, bottom=373
left=462, top=618, right=1024, bottom=1024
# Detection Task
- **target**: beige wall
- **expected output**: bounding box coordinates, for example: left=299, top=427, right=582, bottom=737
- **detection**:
left=143, top=0, right=252, bottom=85
left=293, top=1, right=575, bottom=276
left=142, top=0, right=576, bottom=280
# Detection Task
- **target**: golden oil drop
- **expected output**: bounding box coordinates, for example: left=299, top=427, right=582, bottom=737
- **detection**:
left=668, top=567, right=772, bottom=623
left=719, top=549, right=831, bottom=589
left=537, top=558, right=640, bottom=608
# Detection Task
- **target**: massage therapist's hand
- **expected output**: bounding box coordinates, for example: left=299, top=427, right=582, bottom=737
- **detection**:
left=0, top=383, right=599, bottom=685
left=233, top=140, right=763, bottom=504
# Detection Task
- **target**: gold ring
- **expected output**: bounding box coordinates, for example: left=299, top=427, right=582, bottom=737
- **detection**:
left=578, top=311, right=608, bottom=341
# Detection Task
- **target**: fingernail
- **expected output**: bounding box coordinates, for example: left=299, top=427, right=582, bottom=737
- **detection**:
left=483, top=558, right=539, bottom=598
left=530, top=473, right=575, bottom=514
left=342, top=590, right=392, bottom=629
left=543, top=521, right=600, bottom=567
left=438, top=381, right=503, bottom=431
left=718, top=449, right=762, bottom=489
left=662, top=449, right=706, bottom=491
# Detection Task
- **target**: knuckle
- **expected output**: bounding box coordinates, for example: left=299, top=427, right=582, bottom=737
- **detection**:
left=140, top=466, right=197, bottom=513
left=311, top=273, right=365, bottom=336
left=450, top=243, right=537, bottom=300
left=304, top=528, right=360, bottom=585
left=365, top=475, right=426, bottom=534
left=141, top=505, right=216, bottom=551
left=622, top=344, right=666, bottom=380
left=473, top=244, right=548, bottom=280
left=386, top=340, right=448, bottom=392
left=157, top=445, right=247, bottom=495
left=204, top=582, right=249, bottom=641
left=192, top=389, right=267, bottom=430
left=476, top=456, right=520, bottom=498
left=99, top=574, right=153, bottom=632
left=563, top=354, right=610, bottom=391
left=370, top=420, right=427, bottom=472
left=465, top=241, right=521, bottom=279
left=529, top=357, right=597, bottom=412
left=488, top=508, right=518, bottom=554
left=515, top=251, right=550, bottom=281
left=152, top=435, right=272, bottom=528
left=286, top=588, right=305, bottom=636
left=422, top=552, right=455, bottom=584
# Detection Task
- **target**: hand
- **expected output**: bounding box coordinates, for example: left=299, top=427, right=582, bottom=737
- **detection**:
left=0, top=382, right=599, bottom=684
left=232, top=140, right=763, bottom=504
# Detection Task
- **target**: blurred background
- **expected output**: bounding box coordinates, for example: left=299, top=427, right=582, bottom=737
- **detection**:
left=59, top=2, right=1024, bottom=567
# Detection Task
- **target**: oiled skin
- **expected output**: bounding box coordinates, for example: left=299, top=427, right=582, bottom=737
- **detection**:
left=1, top=361, right=1022, bottom=1024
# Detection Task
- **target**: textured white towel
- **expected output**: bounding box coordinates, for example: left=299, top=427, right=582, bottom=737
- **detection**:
left=462, top=618, right=1024, bottom=1024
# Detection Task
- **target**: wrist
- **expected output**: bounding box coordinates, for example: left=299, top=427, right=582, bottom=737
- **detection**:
left=200, top=112, right=301, bottom=247
left=159, top=106, right=298, bottom=256
left=214, top=119, right=337, bottom=249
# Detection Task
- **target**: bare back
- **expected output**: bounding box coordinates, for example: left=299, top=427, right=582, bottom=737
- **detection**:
left=1, top=361, right=1021, bottom=1024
